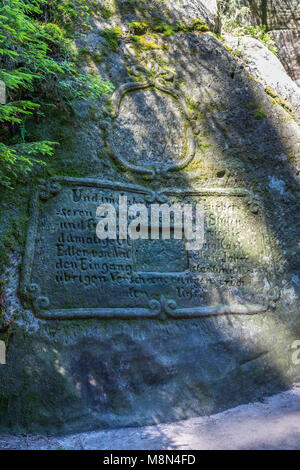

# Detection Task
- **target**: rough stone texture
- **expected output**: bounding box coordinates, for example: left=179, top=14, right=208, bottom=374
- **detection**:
left=244, top=0, right=300, bottom=86
left=264, top=0, right=299, bottom=30
left=0, top=2, right=300, bottom=435
left=271, top=29, right=300, bottom=86
left=0, top=386, right=299, bottom=449
left=109, top=89, right=187, bottom=167
left=223, top=33, right=300, bottom=112
left=242, top=0, right=299, bottom=30
left=106, top=0, right=219, bottom=31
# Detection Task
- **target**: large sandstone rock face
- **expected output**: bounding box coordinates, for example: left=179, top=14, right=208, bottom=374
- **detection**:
left=108, top=0, right=219, bottom=28
left=0, top=1, right=299, bottom=434
left=223, top=34, right=300, bottom=113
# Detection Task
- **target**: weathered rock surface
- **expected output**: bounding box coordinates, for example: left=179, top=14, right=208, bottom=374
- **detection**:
left=0, top=386, right=299, bottom=449
left=271, top=29, right=300, bottom=86
left=244, top=0, right=300, bottom=86
left=223, top=34, right=300, bottom=113
left=106, top=0, right=219, bottom=30
left=0, top=1, right=300, bottom=435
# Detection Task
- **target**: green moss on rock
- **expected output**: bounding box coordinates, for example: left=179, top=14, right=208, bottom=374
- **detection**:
left=99, top=26, right=123, bottom=51
left=253, top=108, right=267, bottom=120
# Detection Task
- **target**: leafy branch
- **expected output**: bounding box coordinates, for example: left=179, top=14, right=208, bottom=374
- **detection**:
left=0, top=0, right=114, bottom=187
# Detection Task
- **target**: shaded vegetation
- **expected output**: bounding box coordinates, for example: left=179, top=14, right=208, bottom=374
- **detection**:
left=0, top=0, right=113, bottom=188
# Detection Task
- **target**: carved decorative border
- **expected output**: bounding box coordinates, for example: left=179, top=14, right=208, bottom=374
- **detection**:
left=107, top=63, right=200, bottom=179
left=20, top=177, right=278, bottom=320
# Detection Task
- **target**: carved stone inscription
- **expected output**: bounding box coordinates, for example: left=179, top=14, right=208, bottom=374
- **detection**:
left=21, top=179, right=276, bottom=319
